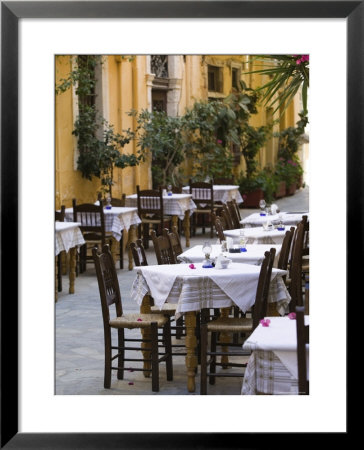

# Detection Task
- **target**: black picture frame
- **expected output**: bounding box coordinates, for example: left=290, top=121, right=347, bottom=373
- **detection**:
left=1, top=1, right=354, bottom=447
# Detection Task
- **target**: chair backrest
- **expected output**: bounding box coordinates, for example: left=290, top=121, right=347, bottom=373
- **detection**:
left=211, top=213, right=225, bottom=242
left=289, top=221, right=305, bottom=309
left=226, top=201, right=240, bottom=229
left=165, top=226, right=183, bottom=260
left=150, top=229, right=176, bottom=264
left=221, top=205, right=234, bottom=230
left=277, top=227, right=295, bottom=271
left=72, top=199, right=106, bottom=245
left=232, top=198, right=242, bottom=221
left=92, top=244, right=123, bottom=325
left=252, top=247, right=277, bottom=329
left=55, top=205, right=65, bottom=222
left=130, top=239, right=149, bottom=267
left=213, top=177, right=234, bottom=185
left=136, top=185, right=164, bottom=218
left=296, top=305, right=309, bottom=394
left=189, top=180, right=214, bottom=211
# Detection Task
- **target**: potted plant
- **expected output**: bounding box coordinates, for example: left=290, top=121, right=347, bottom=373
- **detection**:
left=274, top=157, right=301, bottom=196
left=237, top=172, right=264, bottom=208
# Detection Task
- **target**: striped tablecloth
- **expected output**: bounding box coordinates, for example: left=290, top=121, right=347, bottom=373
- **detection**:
left=125, top=193, right=196, bottom=220
left=55, top=222, right=85, bottom=255
left=131, top=263, right=290, bottom=318
left=241, top=316, right=309, bottom=395
left=224, top=227, right=290, bottom=245
left=65, top=207, right=141, bottom=241
left=182, top=185, right=244, bottom=205
left=241, top=212, right=308, bottom=228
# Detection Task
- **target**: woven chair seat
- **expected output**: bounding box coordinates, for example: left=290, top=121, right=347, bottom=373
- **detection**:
left=109, top=313, right=168, bottom=329
left=151, top=303, right=177, bottom=315
left=141, top=216, right=172, bottom=224
left=207, top=316, right=253, bottom=333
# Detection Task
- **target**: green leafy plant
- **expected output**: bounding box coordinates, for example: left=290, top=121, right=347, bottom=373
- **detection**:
left=56, top=55, right=141, bottom=196
left=275, top=156, right=303, bottom=187
left=246, top=55, right=309, bottom=115
left=130, top=109, right=186, bottom=188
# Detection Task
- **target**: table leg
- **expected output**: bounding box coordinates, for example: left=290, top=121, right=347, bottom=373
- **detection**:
left=55, top=256, right=58, bottom=302
left=220, top=307, right=231, bottom=368
left=183, top=210, right=190, bottom=247
left=140, top=294, right=152, bottom=378
left=127, top=225, right=137, bottom=270
left=69, top=247, right=76, bottom=294
left=185, top=311, right=197, bottom=392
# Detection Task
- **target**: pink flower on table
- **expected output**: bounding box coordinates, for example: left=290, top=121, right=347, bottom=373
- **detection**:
left=137, top=318, right=142, bottom=322
left=128, top=382, right=134, bottom=385
left=189, top=263, right=196, bottom=269
left=259, top=318, right=271, bottom=327
left=288, top=312, right=296, bottom=320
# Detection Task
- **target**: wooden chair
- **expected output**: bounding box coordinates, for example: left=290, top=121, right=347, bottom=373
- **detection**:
left=200, top=248, right=276, bottom=394
left=136, top=186, right=172, bottom=249
left=165, top=226, right=183, bottom=262
left=296, top=305, right=309, bottom=395
left=131, top=238, right=186, bottom=348
left=92, top=244, right=173, bottom=392
left=73, top=199, right=108, bottom=273
left=189, top=180, right=214, bottom=238
left=277, top=227, right=295, bottom=281
left=55, top=205, right=66, bottom=292
left=227, top=200, right=241, bottom=229
left=98, top=193, right=127, bottom=269
left=211, top=213, right=226, bottom=242
left=288, top=221, right=306, bottom=312
left=221, top=205, right=234, bottom=230
left=150, top=229, right=176, bottom=265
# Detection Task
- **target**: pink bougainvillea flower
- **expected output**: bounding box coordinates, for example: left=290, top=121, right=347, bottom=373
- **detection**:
left=137, top=318, right=142, bottom=322
left=301, top=55, right=309, bottom=62
left=128, top=382, right=134, bottom=385
left=259, top=319, right=271, bottom=327
left=288, top=312, right=296, bottom=320
left=296, top=59, right=302, bottom=65
left=189, top=263, right=196, bottom=269
left=217, top=139, right=223, bottom=144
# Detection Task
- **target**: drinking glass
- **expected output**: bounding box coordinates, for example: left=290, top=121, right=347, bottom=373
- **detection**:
left=167, top=184, right=173, bottom=196
left=259, top=199, right=266, bottom=215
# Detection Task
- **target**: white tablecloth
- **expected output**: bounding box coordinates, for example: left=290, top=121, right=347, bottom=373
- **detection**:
left=182, top=185, right=243, bottom=205
left=55, top=222, right=85, bottom=255
left=65, top=207, right=141, bottom=241
left=177, top=244, right=281, bottom=267
left=242, top=316, right=309, bottom=395
left=125, top=194, right=196, bottom=220
left=224, top=227, right=289, bottom=245
left=131, top=263, right=290, bottom=318
left=241, top=212, right=309, bottom=228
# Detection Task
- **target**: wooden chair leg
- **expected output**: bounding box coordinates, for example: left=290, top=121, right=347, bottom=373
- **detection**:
left=150, top=322, right=159, bottom=392
left=57, top=254, right=62, bottom=291
left=104, top=330, right=112, bottom=389
left=200, top=322, right=208, bottom=395
left=209, top=332, right=217, bottom=385
left=117, top=329, right=124, bottom=380
left=119, top=235, right=124, bottom=270
left=163, top=320, right=173, bottom=381
left=196, top=312, right=201, bottom=365
left=175, top=317, right=183, bottom=339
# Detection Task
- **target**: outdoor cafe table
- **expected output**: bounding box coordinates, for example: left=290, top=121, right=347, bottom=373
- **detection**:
left=177, top=244, right=282, bottom=267
left=55, top=221, right=85, bottom=299
left=241, top=315, right=309, bottom=395
left=65, top=206, right=141, bottom=270
left=182, top=184, right=244, bottom=205
left=224, top=226, right=291, bottom=245
left=131, top=262, right=290, bottom=392
left=125, top=193, right=196, bottom=247
left=241, top=212, right=309, bottom=228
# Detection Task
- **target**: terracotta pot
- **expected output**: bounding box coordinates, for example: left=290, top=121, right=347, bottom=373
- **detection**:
left=286, top=183, right=297, bottom=196
left=274, top=181, right=286, bottom=199
left=241, top=189, right=264, bottom=208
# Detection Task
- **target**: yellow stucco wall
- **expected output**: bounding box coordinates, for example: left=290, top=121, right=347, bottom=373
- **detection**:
left=55, top=54, right=302, bottom=209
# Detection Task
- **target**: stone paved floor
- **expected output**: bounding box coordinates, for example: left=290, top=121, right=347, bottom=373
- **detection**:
left=56, top=187, right=309, bottom=395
